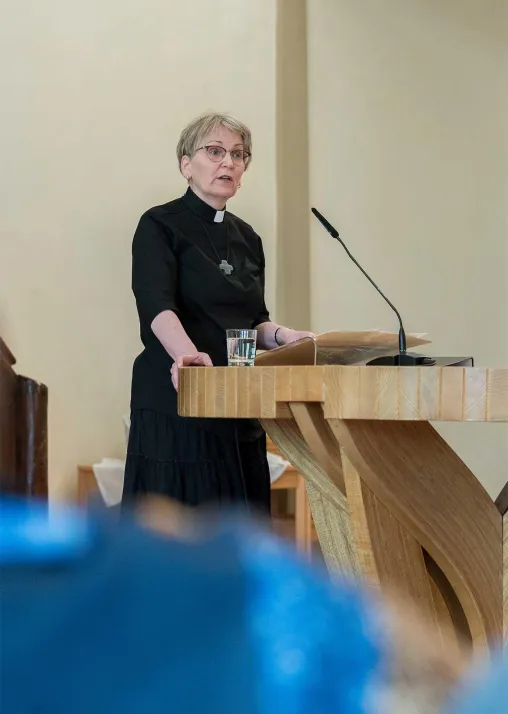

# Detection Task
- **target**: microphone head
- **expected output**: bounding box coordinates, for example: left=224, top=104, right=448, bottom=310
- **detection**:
left=311, top=207, right=339, bottom=239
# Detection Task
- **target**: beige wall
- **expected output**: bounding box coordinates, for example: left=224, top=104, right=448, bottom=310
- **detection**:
left=307, top=0, right=508, bottom=497
left=275, top=0, right=311, bottom=329
left=0, top=0, right=277, bottom=498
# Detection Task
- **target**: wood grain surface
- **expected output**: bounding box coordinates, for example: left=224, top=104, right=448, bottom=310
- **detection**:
left=179, top=366, right=508, bottom=421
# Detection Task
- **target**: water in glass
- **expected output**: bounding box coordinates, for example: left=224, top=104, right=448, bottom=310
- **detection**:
left=226, top=329, right=257, bottom=367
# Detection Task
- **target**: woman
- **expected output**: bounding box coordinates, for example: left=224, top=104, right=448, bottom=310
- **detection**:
left=123, top=113, right=312, bottom=514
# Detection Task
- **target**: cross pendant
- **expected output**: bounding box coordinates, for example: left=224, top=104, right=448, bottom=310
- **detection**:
left=219, top=259, right=234, bottom=276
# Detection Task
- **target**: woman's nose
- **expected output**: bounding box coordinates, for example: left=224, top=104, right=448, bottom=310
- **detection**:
left=222, top=152, right=234, bottom=168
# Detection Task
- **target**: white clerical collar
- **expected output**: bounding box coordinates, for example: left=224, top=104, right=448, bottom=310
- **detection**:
left=214, top=209, right=225, bottom=223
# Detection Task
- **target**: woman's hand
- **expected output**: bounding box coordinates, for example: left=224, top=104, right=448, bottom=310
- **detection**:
left=171, top=353, right=213, bottom=391
left=276, top=328, right=315, bottom=346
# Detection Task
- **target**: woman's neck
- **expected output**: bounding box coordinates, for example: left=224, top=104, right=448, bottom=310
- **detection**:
left=189, top=184, right=226, bottom=211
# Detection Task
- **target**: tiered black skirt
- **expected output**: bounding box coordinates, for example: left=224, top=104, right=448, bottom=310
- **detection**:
left=123, top=410, right=271, bottom=515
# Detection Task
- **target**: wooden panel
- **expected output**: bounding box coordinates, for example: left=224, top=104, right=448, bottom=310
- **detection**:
left=295, top=475, right=313, bottom=558
left=16, top=377, right=48, bottom=497
left=377, top=366, right=400, bottom=419
left=397, top=368, right=420, bottom=420
left=260, top=417, right=359, bottom=577
left=428, top=568, right=469, bottom=658
left=424, top=551, right=472, bottom=653
left=495, top=482, right=508, bottom=517
left=77, top=465, right=97, bottom=504
left=179, top=367, right=326, bottom=418
left=488, top=369, right=508, bottom=422
left=463, top=368, right=488, bottom=421
left=343, top=450, right=439, bottom=627
left=504, top=513, right=508, bottom=646
left=178, top=366, right=508, bottom=422
left=324, top=367, right=508, bottom=422
left=304, top=479, right=360, bottom=579
left=0, top=337, right=15, bottom=366
left=330, top=418, right=502, bottom=649
left=0, top=353, right=17, bottom=492
left=0, top=346, right=48, bottom=497
left=261, top=417, right=345, bottom=512
left=289, top=402, right=345, bottom=492
left=440, top=368, right=464, bottom=421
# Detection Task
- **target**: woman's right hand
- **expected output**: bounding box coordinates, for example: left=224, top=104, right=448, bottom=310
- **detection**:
left=171, top=353, right=213, bottom=392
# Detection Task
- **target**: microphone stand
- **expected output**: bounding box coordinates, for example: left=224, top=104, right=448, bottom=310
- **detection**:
left=311, top=208, right=435, bottom=366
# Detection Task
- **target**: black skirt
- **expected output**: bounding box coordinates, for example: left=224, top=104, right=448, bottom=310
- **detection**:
left=123, top=410, right=271, bottom=515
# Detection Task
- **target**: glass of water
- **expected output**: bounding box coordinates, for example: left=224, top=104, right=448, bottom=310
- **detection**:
left=226, top=329, right=257, bottom=367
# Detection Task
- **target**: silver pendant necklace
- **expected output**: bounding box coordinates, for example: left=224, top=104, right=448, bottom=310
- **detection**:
left=195, top=215, right=234, bottom=276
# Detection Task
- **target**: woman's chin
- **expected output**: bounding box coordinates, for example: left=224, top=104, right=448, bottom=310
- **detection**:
left=212, top=183, right=238, bottom=200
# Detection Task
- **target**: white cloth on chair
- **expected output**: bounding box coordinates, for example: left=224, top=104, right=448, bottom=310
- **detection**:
left=267, top=451, right=290, bottom=484
left=93, top=459, right=125, bottom=507
left=122, top=414, right=131, bottom=446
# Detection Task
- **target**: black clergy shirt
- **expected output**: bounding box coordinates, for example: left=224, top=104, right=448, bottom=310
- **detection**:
left=130, top=188, right=271, bottom=440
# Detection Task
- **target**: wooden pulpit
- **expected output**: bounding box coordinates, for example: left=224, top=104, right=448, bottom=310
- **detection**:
left=0, top=337, right=48, bottom=497
left=178, top=332, right=508, bottom=653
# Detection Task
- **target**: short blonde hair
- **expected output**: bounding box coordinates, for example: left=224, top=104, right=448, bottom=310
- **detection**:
left=177, top=113, right=252, bottom=170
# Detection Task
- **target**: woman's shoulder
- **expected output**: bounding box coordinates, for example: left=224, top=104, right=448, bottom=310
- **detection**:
left=133, top=198, right=187, bottom=245
left=140, top=196, right=186, bottom=225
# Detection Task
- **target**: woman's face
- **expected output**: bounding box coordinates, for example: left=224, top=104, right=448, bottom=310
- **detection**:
left=181, top=126, right=246, bottom=209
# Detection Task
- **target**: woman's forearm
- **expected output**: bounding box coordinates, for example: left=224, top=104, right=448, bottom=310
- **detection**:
left=151, top=310, right=198, bottom=361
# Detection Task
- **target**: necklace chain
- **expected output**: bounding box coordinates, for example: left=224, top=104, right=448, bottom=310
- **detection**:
left=195, top=214, right=234, bottom=275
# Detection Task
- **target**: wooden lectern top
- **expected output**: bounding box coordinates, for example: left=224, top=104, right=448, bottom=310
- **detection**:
left=179, top=331, right=507, bottom=422
left=178, top=365, right=508, bottom=422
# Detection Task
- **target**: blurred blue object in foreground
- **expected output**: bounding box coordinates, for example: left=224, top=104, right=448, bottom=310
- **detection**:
left=0, top=498, right=379, bottom=714
left=446, top=656, right=507, bottom=714
left=0, top=498, right=506, bottom=714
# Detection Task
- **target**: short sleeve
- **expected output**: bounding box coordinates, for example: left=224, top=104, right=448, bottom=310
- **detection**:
left=253, top=236, right=271, bottom=327
left=132, top=213, right=179, bottom=327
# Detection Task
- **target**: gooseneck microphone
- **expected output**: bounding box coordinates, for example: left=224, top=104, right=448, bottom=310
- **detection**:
left=311, top=207, right=434, bottom=366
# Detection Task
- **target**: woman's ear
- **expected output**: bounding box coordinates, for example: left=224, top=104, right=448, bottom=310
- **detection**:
left=180, top=155, right=191, bottom=180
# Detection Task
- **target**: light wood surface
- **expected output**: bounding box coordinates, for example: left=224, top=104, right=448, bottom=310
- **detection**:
left=179, top=363, right=508, bottom=652
left=329, top=417, right=502, bottom=649
left=503, top=512, right=507, bottom=646
left=179, top=366, right=508, bottom=421
left=259, top=415, right=359, bottom=579
left=501, top=482, right=508, bottom=647
left=343, top=449, right=439, bottom=627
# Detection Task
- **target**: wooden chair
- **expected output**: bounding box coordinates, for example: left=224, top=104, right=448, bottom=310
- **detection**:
left=0, top=337, right=48, bottom=497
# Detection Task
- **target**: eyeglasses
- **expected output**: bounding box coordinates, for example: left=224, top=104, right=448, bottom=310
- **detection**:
left=196, top=145, right=250, bottom=166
